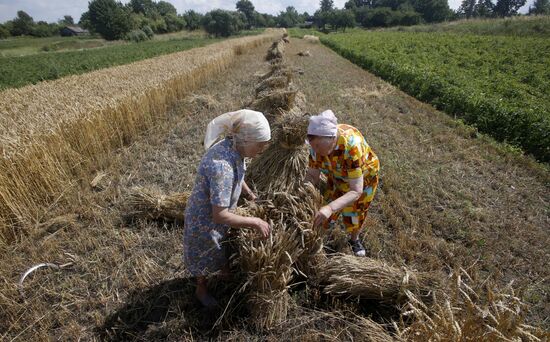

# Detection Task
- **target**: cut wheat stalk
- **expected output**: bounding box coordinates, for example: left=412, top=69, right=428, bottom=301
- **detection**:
left=125, top=187, right=190, bottom=222
left=320, top=254, right=438, bottom=305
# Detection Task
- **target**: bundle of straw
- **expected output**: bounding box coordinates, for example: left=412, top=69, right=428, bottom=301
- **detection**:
left=255, top=75, right=290, bottom=95
left=233, top=184, right=323, bottom=330
left=247, top=110, right=310, bottom=193
left=249, top=89, right=298, bottom=121
left=125, top=187, right=190, bottom=222
left=235, top=222, right=302, bottom=330
left=320, top=254, right=438, bottom=305
left=265, top=40, right=285, bottom=61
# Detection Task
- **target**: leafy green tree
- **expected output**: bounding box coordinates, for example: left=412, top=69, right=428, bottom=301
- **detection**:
left=59, top=15, right=75, bottom=25
left=374, top=0, right=403, bottom=10
left=494, top=0, right=526, bottom=15
left=164, top=13, right=185, bottom=32
left=320, top=0, right=335, bottom=12
left=79, top=11, right=91, bottom=30
left=236, top=0, right=255, bottom=28
left=459, top=0, right=477, bottom=17
left=156, top=1, right=177, bottom=16
left=254, top=12, right=267, bottom=27
left=202, top=10, right=243, bottom=37
left=10, top=11, right=35, bottom=36
left=475, top=0, right=495, bottom=16
left=31, top=21, right=60, bottom=37
left=183, top=10, right=203, bottom=30
left=277, top=6, right=302, bottom=27
left=89, top=0, right=133, bottom=40
left=411, top=0, right=451, bottom=22
left=0, top=24, right=10, bottom=39
left=529, top=0, right=550, bottom=14
left=129, top=0, right=156, bottom=15
left=330, top=9, right=356, bottom=31
left=264, top=14, right=278, bottom=27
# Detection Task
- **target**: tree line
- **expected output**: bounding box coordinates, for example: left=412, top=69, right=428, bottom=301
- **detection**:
left=1, top=0, right=548, bottom=41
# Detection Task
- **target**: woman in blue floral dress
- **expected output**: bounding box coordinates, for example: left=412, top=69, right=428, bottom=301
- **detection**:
left=183, top=109, right=271, bottom=307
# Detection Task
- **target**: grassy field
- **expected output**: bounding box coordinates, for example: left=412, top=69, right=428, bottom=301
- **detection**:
left=291, top=26, right=550, bottom=162
left=0, top=37, right=221, bottom=90
left=0, top=35, right=547, bottom=340
left=0, top=29, right=265, bottom=90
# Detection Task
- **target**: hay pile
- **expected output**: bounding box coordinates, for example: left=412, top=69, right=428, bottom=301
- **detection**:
left=246, top=110, right=310, bottom=194
left=303, top=35, right=320, bottom=43
left=232, top=183, right=323, bottom=330
left=250, top=38, right=306, bottom=124
left=125, top=187, right=190, bottom=222
left=265, top=40, right=285, bottom=61
left=319, top=254, right=438, bottom=305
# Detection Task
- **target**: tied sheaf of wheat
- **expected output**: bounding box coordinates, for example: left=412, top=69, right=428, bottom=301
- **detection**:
left=0, top=31, right=282, bottom=244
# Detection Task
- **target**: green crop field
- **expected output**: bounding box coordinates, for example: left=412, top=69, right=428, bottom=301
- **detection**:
left=313, top=29, right=550, bottom=162
left=0, top=37, right=225, bottom=90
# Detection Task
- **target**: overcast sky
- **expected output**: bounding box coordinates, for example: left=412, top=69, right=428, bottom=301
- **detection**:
left=0, top=0, right=533, bottom=23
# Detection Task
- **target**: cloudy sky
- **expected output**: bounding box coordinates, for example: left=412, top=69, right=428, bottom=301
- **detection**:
left=0, top=0, right=533, bottom=23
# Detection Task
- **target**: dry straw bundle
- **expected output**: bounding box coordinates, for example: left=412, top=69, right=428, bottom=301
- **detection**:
left=247, top=110, right=310, bottom=194
left=249, top=89, right=299, bottom=121
left=233, top=183, right=323, bottom=330
left=125, top=187, right=190, bottom=222
left=265, top=40, right=285, bottom=61
left=320, top=254, right=438, bottom=305
left=303, top=35, right=320, bottom=43
left=0, top=30, right=282, bottom=244
left=255, top=76, right=290, bottom=95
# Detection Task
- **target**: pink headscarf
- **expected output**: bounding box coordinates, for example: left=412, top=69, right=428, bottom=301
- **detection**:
left=308, top=110, right=338, bottom=137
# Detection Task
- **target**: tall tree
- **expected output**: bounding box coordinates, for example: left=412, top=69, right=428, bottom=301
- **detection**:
left=60, top=15, right=75, bottom=25
left=493, top=0, right=526, bottom=15
left=10, top=10, right=34, bottom=36
left=156, top=1, right=177, bottom=16
left=411, top=0, right=451, bottom=22
left=183, top=10, right=203, bottom=30
left=202, top=10, right=243, bottom=37
left=236, top=0, right=255, bottom=28
left=129, top=0, right=156, bottom=15
left=529, top=0, right=550, bottom=14
left=459, top=0, right=478, bottom=17
left=475, top=0, right=495, bottom=16
left=277, top=6, right=302, bottom=27
left=89, top=0, right=133, bottom=40
left=320, top=0, right=335, bottom=12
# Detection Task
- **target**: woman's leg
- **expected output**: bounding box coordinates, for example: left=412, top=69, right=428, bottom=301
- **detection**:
left=195, top=276, right=218, bottom=307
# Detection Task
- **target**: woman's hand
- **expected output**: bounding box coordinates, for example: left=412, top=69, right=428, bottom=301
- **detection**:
left=250, top=217, right=270, bottom=238
left=313, top=205, right=333, bottom=229
left=248, top=191, right=258, bottom=201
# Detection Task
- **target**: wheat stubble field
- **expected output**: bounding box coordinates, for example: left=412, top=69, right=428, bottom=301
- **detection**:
left=0, top=33, right=548, bottom=341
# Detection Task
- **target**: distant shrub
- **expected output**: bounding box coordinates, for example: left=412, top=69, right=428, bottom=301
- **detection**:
left=125, top=29, right=149, bottom=42
left=142, top=25, right=154, bottom=38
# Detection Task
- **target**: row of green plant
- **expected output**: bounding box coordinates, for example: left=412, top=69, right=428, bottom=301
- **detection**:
left=316, top=30, right=549, bottom=162
left=0, top=36, right=222, bottom=90
left=384, top=15, right=550, bottom=37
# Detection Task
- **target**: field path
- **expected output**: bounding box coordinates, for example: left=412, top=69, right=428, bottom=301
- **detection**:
left=1, top=37, right=548, bottom=340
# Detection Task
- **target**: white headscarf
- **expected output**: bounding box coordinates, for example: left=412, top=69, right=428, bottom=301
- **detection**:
left=204, top=109, right=271, bottom=150
left=308, top=109, right=338, bottom=137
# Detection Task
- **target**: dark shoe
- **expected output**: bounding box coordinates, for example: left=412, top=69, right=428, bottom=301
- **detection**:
left=349, top=239, right=366, bottom=257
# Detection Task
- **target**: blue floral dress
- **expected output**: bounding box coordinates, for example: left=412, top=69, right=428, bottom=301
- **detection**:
left=183, top=138, right=245, bottom=277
